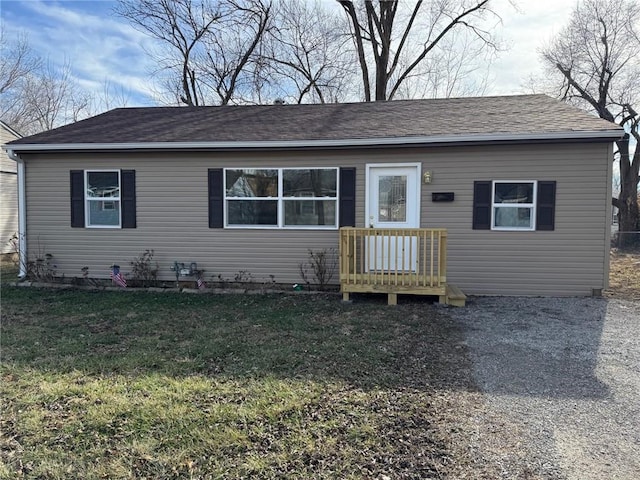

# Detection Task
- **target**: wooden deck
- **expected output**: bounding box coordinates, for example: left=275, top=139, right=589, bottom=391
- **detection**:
left=339, top=227, right=465, bottom=306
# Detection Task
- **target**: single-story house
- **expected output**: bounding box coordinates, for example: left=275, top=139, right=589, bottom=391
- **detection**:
left=1, top=121, right=21, bottom=254
left=4, top=94, right=622, bottom=300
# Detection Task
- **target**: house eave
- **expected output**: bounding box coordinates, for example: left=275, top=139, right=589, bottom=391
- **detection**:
left=0, top=120, right=23, bottom=139
left=4, top=130, right=623, bottom=153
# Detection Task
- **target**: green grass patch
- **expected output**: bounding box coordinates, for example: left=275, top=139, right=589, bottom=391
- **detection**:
left=1, top=287, right=476, bottom=479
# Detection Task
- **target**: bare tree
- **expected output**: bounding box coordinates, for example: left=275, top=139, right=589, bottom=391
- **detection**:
left=542, top=0, right=640, bottom=243
left=18, top=61, right=92, bottom=132
left=1, top=28, right=93, bottom=135
left=1, top=27, right=39, bottom=132
left=336, top=0, right=499, bottom=101
left=393, top=26, right=493, bottom=99
left=0, top=26, right=41, bottom=96
left=116, top=0, right=501, bottom=105
left=260, top=0, right=355, bottom=104
left=97, top=80, right=133, bottom=111
left=115, top=0, right=272, bottom=106
left=115, top=0, right=224, bottom=106
left=200, top=0, right=273, bottom=104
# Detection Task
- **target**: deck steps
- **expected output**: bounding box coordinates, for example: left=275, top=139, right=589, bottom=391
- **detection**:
left=342, top=283, right=466, bottom=306
left=444, top=284, right=467, bottom=307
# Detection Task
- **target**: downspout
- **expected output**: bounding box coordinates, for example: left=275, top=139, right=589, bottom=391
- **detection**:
left=7, top=149, right=27, bottom=278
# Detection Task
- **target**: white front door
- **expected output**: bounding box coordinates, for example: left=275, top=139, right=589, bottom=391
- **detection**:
left=366, top=164, right=421, bottom=271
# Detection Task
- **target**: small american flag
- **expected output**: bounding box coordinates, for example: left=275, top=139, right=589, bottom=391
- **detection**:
left=197, top=276, right=206, bottom=290
left=110, top=265, right=127, bottom=288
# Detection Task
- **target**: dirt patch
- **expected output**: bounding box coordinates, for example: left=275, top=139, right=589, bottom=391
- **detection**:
left=605, top=251, right=640, bottom=300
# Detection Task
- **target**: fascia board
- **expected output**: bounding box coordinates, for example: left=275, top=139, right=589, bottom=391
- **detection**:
left=4, top=130, right=624, bottom=152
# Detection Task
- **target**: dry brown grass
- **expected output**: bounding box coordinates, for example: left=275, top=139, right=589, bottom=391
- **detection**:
left=606, top=251, right=640, bottom=300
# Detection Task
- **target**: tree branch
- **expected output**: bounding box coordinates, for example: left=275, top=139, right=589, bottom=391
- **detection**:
left=389, top=0, right=490, bottom=100
left=388, top=1, right=422, bottom=81
left=337, top=1, right=371, bottom=101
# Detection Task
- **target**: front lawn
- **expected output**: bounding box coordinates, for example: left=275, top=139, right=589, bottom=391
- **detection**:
left=1, top=288, right=479, bottom=479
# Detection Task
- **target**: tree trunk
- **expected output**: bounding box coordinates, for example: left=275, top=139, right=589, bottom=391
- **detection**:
left=614, top=136, right=640, bottom=249
left=616, top=186, right=640, bottom=248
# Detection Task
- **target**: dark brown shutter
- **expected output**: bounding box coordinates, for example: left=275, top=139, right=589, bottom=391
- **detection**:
left=208, top=169, right=224, bottom=228
left=70, top=170, right=85, bottom=228
left=121, top=170, right=136, bottom=228
left=536, top=181, right=556, bottom=231
left=339, top=167, right=356, bottom=227
left=472, top=181, right=492, bottom=230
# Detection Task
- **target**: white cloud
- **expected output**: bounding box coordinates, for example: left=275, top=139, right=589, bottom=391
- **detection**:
left=2, top=0, right=159, bottom=105
left=485, top=0, right=575, bottom=95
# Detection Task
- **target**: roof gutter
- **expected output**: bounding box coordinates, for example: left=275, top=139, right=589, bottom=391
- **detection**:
left=4, top=130, right=624, bottom=152
left=5, top=149, right=27, bottom=278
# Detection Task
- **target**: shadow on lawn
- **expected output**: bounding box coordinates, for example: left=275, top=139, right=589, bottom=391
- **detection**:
left=450, top=296, right=612, bottom=400
left=1, top=287, right=477, bottom=392
left=2, top=287, right=613, bottom=399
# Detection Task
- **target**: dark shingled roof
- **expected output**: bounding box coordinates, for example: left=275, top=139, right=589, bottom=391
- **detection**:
left=8, top=94, right=621, bottom=146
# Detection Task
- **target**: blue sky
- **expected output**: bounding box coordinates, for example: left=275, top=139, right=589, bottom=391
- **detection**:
left=1, top=0, right=577, bottom=107
left=2, top=0, right=159, bottom=106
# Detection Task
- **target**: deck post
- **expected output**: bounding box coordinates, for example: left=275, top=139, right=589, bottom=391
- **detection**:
left=439, top=231, right=448, bottom=285
left=388, top=293, right=397, bottom=305
left=342, top=291, right=350, bottom=302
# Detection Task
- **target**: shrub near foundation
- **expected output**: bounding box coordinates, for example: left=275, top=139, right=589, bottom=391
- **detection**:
left=129, top=249, right=159, bottom=287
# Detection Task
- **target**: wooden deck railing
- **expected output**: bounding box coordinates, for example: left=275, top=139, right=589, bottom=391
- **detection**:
left=339, top=227, right=448, bottom=303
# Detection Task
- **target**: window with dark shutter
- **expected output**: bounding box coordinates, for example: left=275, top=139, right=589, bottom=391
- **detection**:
left=536, top=181, right=556, bottom=231
left=208, top=169, right=224, bottom=228
left=339, top=167, right=356, bottom=227
left=121, top=170, right=136, bottom=229
left=473, top=180, right=557, bottom=231
left=70, top=170, right=85, bottom=228
left=71, top=169, right=136, bottom=228
left=472, top=181, right=491, bottom=230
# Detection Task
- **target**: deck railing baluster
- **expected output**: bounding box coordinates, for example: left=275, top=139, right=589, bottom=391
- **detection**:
left=422, top=231, right=427, bottom=287
left=339, top=228, right=450, bottom=302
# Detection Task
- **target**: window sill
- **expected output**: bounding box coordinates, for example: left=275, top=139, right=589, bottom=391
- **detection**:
left=224, top=225, right=338, bottom=230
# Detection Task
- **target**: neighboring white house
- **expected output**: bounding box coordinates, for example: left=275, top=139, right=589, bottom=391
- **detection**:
left=1, top=121, right=21, bottom=254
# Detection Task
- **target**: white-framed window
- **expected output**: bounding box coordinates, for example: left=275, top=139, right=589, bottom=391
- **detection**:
left=491, top=180, right=536, bottom=231
left=224, top=168, right=338, bottom=228
left=85, top=170, right=121, bottom=228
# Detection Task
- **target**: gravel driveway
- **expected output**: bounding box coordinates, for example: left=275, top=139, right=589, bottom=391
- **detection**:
left=449, top=296, right=640, bottom=479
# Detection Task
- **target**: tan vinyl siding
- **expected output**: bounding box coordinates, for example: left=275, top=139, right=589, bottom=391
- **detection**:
left=0, top=173, right=18, bottom=253
left=24, top=152, right=344, bottom=286
left=1, top=126, right=19, bottom=253
left=1, top=127, right=19, bottom=174
left=22, top=141, right=611, bottom=295
left=415, top=143, right=611, bottom=295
